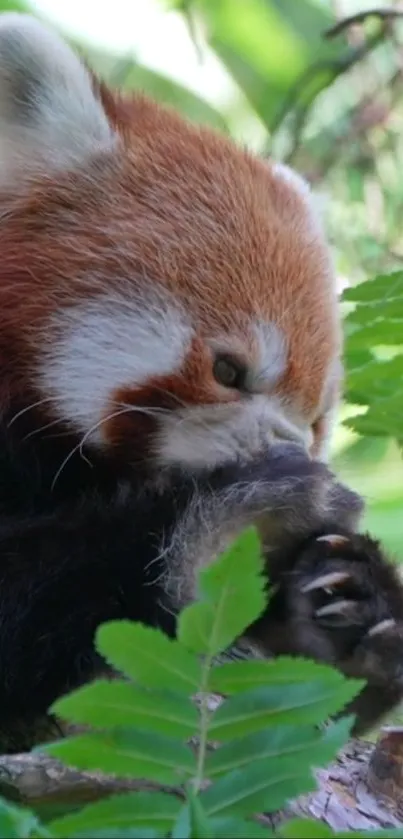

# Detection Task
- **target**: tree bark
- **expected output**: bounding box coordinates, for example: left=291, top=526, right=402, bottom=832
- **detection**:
left=0, top=729, right=402, bottom=830
left=282, top=734, right=403, bottom=831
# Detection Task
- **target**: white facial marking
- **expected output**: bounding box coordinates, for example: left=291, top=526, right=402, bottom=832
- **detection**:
left=271, top=162, right=312, bottom=198
left=254, top=322, right=287, bottom=388
left=157, top=396, right=312, bottom=471
left=0, top=13, right=114, bottom=184
left=38, top=294, right=192, bottom=440
left=313, top=355, right=342, bottom=461
left=271, top=161, right=330, bottom=244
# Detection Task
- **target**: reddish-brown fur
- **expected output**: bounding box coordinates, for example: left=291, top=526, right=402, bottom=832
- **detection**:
left=0, top=81, right=340, bottom=449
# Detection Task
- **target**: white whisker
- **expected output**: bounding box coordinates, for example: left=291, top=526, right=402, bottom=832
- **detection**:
left=7, top=396, right=61, bottom=428
left=23, top=417, right=64, bottom=441
left=51, top=404, right=170, bottom=491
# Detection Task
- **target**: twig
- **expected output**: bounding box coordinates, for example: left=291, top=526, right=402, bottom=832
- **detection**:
left=270, top=30, right=385, bottom=159
left=325, top=6, right=403, bottom=40
left=295, top=64, right=403, bottom=182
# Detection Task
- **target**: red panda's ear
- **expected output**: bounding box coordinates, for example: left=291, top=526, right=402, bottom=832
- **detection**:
left=0, top=13, right=115, bottom=185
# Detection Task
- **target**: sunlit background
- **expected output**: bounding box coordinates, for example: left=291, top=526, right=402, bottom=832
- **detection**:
left=7, top=0, right=403, bottom=557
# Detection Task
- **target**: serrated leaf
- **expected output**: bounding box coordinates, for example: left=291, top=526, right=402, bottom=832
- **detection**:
left=209, top=816, right=273, bottom=838
left=43, top=728, right=195, bottom=784
left=202, top=756, right=316, bottom=817
left=346, top=356, right=403, bottom=400
left=347, top=833, right=403, bottom=838
left=199, top=528, right=263, bottom=600
left=346, top=320, right=403, bottom=349
left=52, top=679, right=197, bottom=739
left=209, top=678, right=362, bottom=741
left=343, top=272, right=403, bottom=303
left=284, top=820, right=403, bottom=838
left=278, top=818, right=333, bottom=837
left=210, top=655, right=348, bottom=694
left=96, top=621, right=201, bottom=694
left=187, top=788, right=213, bottom=839
left=203, top=717, right=351, bottom=816
left=206, top=716, right=352, bottom=778
left=171, top=804, right=190, bottom=839
left=346, top=401, right=403, bottom=439
left=347, top=298, right=403, bottom=321
left=68, top=831, right=161, bottom=838
left=0, top=799, right=46, bottom=839
left=178, top=528, right=266, bottom=656
left=49, top=792, right=180, bottom=838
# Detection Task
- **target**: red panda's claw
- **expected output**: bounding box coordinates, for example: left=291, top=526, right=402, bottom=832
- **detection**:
left=316, top=534, right=350, bottom=547
left=314, top=598, right=357, bottom=627
left=367, top=618, right=396, bottom=637
left=300, top=570, right=350, bottom=594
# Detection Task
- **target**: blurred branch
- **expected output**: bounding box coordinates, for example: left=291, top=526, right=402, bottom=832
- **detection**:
left=270, top=6, right=403, bottom=165
left=325, top=6, right=403, bottom=40
left=271, top=29, right=385, bottom=161
left=293, top=63, right=403, bottom=187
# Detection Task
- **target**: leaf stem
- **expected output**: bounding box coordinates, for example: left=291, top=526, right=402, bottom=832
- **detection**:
left=193, top=590, right=228, bottom=794
left=193, top=658, right=212, bottom=794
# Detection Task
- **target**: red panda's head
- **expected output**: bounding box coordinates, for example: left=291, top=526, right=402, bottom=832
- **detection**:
left=0, top=14, right=342, bottom=473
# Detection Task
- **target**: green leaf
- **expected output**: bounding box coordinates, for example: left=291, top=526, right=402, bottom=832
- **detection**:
left=187, top=788, right=213, bottom=839
left=346, top=356, right=403, bottom=403
left=210, top=655, right=350, bottom=694
left=43, top=728, right=195, bottom=784
left=343, top=274, right=403, bottom=351
left=209, top=816, right=273, bottom=838
left=0, top=799, right=46, bottom=838
left=346, top=400, right=403, bottom=440
left=343, top=272, right=403, bottom=303
left=178, top=528, right=266, bottom=656
left=280, top=828, right=403, bottom=839
left=49, top=792, right=181, bottom=837
left=282, top=820, right=403, bottom=838
left=206, top=717, right=352, bottom=778
left=202, top=756, right=316, bottom=818
left=66, top=831, right=161, bottom=838
left=346, top=320, right=403, bottom=349
left=278, top=818, right=333, bottom=837
left=202, top=718, right=351, bottom=817
left=96, top=621, right=201, bottom=694
left=199, top=528, right=263, bottom=601
left=171, top=804, right=190, bottom=839
left=52, top=679, right=198, bottom=739
left=209, top=678, right=362, bottom=740
left=291, top=822, right=403, bottom=838
left=341, top=272, right=403, bottom=447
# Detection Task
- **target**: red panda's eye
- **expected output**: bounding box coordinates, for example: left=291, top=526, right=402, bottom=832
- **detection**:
left=310, top=415, right=326, bottom=456
left=213, top=355, right=247, bottom=390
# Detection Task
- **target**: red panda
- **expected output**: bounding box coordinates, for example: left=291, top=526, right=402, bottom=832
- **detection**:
left=0, top=12, right=401, bottom=751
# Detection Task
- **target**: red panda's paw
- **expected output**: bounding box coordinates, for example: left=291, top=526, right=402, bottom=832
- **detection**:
left=208, top=443, right=363, bottom=543
left=285, top=531, right=403, bottom=734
